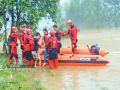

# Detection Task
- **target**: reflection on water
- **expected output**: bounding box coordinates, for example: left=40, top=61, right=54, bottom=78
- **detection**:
left=31, top=30, right=120, bottom=90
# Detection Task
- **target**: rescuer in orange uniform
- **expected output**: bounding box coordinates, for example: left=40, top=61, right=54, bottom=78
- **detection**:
left=8, top=26, right=20, bottom=64
left=46, top=30, right=58, bottom=70
left=20, top=27, right=26, bottom=60
left=63, top=20, right=78, bottom=55
left=24, top=28, right=34, bottom=66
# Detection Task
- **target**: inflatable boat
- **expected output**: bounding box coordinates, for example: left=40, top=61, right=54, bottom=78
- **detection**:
left=40, top=54, right=110, bottom=66
left=39, top=47, right=109, bottom=57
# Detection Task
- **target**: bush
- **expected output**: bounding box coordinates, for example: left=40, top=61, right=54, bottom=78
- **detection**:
left=0, top=53, right=47, bottom=90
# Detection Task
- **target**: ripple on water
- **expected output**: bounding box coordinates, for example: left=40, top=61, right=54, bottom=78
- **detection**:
left=62, top=70, right=74, bottom=90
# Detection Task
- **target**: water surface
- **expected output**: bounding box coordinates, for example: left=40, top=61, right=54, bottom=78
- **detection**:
left=36, top=29, right=120, bottom=90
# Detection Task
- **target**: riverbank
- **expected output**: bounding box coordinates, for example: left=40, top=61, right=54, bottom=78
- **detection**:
left=0, top=53, right=47, bottom=90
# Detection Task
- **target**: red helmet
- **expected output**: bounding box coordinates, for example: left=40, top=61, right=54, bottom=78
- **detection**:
left=26, top=28, right=32, bottom=34
left=67, top=20, right=72, bottom=25
left=21, top=27, right=26, bottom=32
left=50, top=30, right=55, bottom=35
left=11, top=26, right=17, bottom=31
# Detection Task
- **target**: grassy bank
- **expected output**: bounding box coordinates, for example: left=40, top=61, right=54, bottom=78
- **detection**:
left=0, top=53, right=46, bottom=90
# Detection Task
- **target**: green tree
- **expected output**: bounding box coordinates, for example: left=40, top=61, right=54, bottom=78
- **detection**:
left=64, top=0, right=120, bottom=29
left=0, top=0, right=60, bottom=34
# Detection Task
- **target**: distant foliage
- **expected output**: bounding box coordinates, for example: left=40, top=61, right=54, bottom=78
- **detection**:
left=64, top=0, right=120, bottom=29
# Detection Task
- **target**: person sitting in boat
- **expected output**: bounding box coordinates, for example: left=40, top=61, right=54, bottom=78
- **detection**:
left=53, top=25, right=62, bottom=54
left=91, top=44, right=100, bottom=55
left=42, top=29, right=50, bottom=66
left=63, top=20, right=78, bottom=55
left=46, top=30, right=58, bottom=70
left=32, top=32, right=41, bottom=66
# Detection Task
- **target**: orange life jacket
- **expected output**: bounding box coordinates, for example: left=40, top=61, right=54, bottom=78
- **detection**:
left=8, top=33, right=19, bottom=46
left=49, top=36, right=58, bottom=49
left=64, top=25, right=78, bottom=43
left=24, top=35, right=34, bottom=51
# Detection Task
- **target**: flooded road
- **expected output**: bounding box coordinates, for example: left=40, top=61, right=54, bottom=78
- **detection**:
left=36, top=29, right=120, bottom=90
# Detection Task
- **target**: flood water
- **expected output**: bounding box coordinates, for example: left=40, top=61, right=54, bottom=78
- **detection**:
left=1, top=29, right=120, bottom=90
left=36, top=29, right=120, bottom=90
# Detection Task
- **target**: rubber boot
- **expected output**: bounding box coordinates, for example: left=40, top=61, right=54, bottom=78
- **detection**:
left=53, top=59, right=58, bottom=68
left=74, top=48, right=78, bottom=54
left=72, top=47, right=77, bottom=54
left=26, top=60, right=30, bottom=66
left=30, top=60, right=34, bottom=66
left=9, top=59, right=13, bottom=64
left=48, top=60, right=54, bottom=70
left=16, top=59, right=19, bottom=64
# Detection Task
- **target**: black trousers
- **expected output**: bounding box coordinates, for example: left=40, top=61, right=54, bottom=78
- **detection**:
left=25, top=51, right=33, bottom=60
left=49, top=48, right=58, bottom=60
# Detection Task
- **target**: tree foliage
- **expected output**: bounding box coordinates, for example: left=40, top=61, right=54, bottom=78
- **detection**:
left=64, top=0, right=120, bottom=29
left=0, top=0, right=60, bottom=32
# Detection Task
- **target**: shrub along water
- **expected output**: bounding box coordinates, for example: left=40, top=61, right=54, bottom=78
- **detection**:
left=0, top=53, right=46, bottom=90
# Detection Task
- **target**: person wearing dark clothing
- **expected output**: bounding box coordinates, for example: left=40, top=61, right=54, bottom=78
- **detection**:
left=32, top=32, right=41, bottom=66
left=53, top=25, right=62, bottom=54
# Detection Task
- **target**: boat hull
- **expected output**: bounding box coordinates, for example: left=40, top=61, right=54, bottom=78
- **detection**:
left=40, top=54, right=110, bottom=66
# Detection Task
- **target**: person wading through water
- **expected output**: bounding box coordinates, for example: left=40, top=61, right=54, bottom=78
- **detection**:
left=46, top=30, right=58, bottom=70
left=32, top=32, right=41, bottom=66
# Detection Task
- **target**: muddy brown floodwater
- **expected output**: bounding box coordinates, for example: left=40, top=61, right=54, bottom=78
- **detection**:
left=1, top=29, right=120, bottom=90
left=35, top=29, right=120, bottom=90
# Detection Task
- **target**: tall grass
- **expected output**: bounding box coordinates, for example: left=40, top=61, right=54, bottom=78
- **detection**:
left=0, top=53, right=47, bottom=90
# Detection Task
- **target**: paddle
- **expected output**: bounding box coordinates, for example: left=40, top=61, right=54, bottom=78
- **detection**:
left=87, top=45, right=93, bottom=55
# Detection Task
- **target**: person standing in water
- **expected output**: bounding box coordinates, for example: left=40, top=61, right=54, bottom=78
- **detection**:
left=42, top=29, right=49, bottom=66
left=53, top=25, right=62, bottom=54
left=32, top=32, right=41, bottom=66
left=24, top=28, right=34, bottom=66
left=46, top=30, right=58, bottom=70
left=8, top=26, right=20, bottom=64
left=63, top=20, right=78, bottom=55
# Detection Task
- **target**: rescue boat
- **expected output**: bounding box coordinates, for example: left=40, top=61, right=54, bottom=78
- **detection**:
left=39, top=47, right=109, bottom=57
left=40, top=54, right=109, bottom=66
